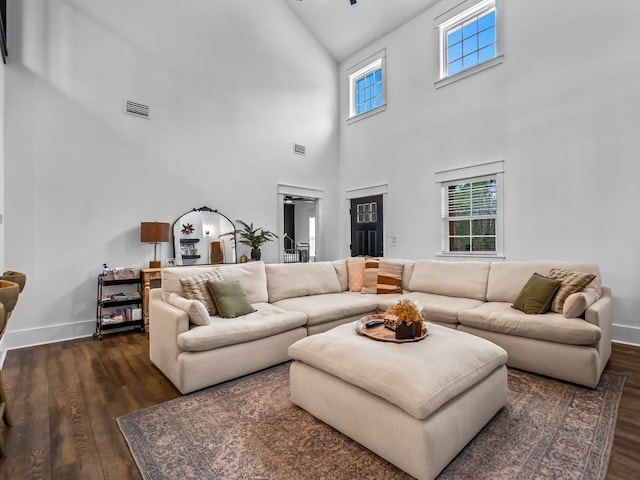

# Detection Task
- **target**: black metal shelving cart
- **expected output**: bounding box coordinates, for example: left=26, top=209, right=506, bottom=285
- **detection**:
left=94, top=275, right=144, bottom=340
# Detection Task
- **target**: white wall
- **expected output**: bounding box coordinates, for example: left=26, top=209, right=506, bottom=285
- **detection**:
left=338, top=0, right=640, bottom=344
left=1, top=0, right=339, bottom=351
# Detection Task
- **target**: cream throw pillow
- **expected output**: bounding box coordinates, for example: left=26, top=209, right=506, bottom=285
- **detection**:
left=562, top=289, right=600, bottom=318
left=347, top=257, right=366, bottom=292
left=179, top=269, right=224, bottom=315
left=167, top=293, right=211, bottom=326
left=547, top=268, right=596, bottom=314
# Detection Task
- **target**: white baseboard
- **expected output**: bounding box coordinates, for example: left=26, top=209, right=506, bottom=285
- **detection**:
left=0, top=319, right=95, bottom=367
left=612, top=323, right=640, bottom=347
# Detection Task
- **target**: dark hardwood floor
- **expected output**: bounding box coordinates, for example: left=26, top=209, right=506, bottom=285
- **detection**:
left=0, top=333, right=638, bottom=479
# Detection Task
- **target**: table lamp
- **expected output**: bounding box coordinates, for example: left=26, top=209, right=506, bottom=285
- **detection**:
left=140, top=221, right=170, bottom=268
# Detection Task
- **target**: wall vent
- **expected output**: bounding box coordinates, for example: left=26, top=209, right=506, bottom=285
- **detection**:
left=293, top=143, right=306, bottom=156
left=125, top=100, right=150, bottom=119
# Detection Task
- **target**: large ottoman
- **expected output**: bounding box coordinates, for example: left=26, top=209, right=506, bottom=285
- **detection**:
left=288, top=322, right=508, bottom=480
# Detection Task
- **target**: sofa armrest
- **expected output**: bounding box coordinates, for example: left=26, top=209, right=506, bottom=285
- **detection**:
left=149, top=288, right=190, bottom=388
left=584, top=287, right=611, bottom=329
left=584, top=286, right=612, bottom=372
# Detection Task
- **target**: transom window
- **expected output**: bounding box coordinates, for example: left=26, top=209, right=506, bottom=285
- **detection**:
left=443, top=176, right=497, bottom=253
left=438, top=0, right=499, bottom=81
left=355, top=68, right=382, bottom=115
left=347, top=50, right=386, bottom=121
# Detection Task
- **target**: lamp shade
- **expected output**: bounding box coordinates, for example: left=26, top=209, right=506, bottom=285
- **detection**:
left=140, top=222, right=170, bottom=243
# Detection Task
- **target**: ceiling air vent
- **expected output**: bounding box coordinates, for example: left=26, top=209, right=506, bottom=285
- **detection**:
left=125, top=100, right=150, bottom=119
left=293, top=143, right=306, bottom=156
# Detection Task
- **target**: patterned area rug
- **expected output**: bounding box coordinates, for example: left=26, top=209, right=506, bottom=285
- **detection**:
left=118, top=363, right=624, bottom=480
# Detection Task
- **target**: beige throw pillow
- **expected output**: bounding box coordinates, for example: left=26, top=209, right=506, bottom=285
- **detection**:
left=562, top=289, right=600, bottom=318
left=179, top=268, right=224, bottom=315
left=167, top=293, right=211, bottom=326
left=547, top=268, right=596, bottom=314
left=347, top=257, right=366, bottom=292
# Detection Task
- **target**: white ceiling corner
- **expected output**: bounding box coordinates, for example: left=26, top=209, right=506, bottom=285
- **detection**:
left=282, top=0, right=440, bottom=62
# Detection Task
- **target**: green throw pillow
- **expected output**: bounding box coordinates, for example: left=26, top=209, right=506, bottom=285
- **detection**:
left=512, top=273, right=562, bottom=314
left=206, top=280, right=256, bottom=318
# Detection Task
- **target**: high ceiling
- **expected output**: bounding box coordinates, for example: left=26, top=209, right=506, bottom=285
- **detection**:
left=283, top=0, right=439, bottom=62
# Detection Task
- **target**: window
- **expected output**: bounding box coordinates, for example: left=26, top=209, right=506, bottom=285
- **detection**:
left=347, top=50, right=386, bottom=122
left=435, top=161, right=504, bottom=257
left=444, top=6, right=495, bottom=76
left=435, top=0, right=503, bottom=87
left=354, top=67, right=383, bottom=115
left=356, top=201, right=377, bottom=224
left=443, top=176, right=497, bottom=253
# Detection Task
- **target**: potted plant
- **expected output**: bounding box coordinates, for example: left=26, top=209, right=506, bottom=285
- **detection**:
left=225, top=220, right=278, bottom=261
left=383, top=299, right=425, bottom=339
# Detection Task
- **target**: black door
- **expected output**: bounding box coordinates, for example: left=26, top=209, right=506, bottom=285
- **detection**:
left=350, top=195, right=383, bottom=257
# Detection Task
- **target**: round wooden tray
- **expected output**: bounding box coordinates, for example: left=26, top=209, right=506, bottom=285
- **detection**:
left=356, top=315, right=429, bottom=343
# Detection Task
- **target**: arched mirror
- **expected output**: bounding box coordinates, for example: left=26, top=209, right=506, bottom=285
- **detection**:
left=172, top=206, right=237, bottom=265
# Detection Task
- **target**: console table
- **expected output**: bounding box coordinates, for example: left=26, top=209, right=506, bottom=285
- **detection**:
left=141, top=267, right=162, bottom=330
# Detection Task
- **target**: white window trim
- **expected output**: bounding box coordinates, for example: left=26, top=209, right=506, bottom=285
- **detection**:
left=433, top=0, right=504, bottom=89
left=346, top=49, right=386, bottom=124
left=435, top=160, right=505, bottom=259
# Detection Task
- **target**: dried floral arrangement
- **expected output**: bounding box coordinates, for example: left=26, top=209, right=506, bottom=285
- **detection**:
left=383, top=299, right=423, bottom=326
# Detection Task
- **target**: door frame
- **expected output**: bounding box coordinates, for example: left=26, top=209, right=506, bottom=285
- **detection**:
left=277, top=184, right=323, bottom=262
left=345, top=184, right=388, bottom=257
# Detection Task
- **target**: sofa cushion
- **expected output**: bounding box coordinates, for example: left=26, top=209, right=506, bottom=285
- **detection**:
left=162, top=261, right=268, bottom=304
left=167, top=293, right=210, bottom=326
left=266, top=262, right=342, bottom=303
left=347, top=257, right=366, bottom=292
left=401, top=260, right=415, bottom=291
left=272, top=292, right=377, bottom=327
left=179, top=269, right=224, bottom=315
left=333, top=259, right=349, bottom=291
left=458, top=302, right=602, bottom=345
left=408, top=260, right=490, bottom=301
left=511, top=273, right=561, bottom=314
left=352, top=291, right=407, bottom=312
left=177, top=303, right=307, bottom=351
left=214, top=261, right=269, bottom=304
left=547, top=268, right=597, bottom=314
left=162, top=265, right=221, bottom=302
left=486, top=261, right=601, bottom=303
left=206, top=280, right=256, bottom=318
left=404, top=291, right=484, bottom=325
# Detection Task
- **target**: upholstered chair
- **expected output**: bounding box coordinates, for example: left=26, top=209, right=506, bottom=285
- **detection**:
left=0, top=279, right=21, bottom=457
left=0, top=302, right=10, bottom=457
left=0, top=280, right=19, bottom=330
left=1, top=271, right=26, bottom=294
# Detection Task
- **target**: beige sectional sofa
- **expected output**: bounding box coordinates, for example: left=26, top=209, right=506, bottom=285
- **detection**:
left=149, top=258, right=611, bottom=394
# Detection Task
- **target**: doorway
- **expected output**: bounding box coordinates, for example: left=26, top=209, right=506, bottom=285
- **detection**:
left=350, top=194, right=383, bottom=257
left=278, top=185, right=323, bottom=262
left=283, top=196, right=317, bottom=262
